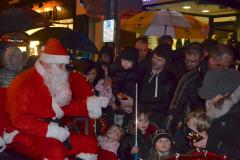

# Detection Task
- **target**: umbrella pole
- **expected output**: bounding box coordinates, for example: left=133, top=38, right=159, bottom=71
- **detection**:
left=164, top=25, right=168, bottom=35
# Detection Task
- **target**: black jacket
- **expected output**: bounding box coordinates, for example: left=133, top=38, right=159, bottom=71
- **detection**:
left=117, top=130, right=152, bottom=160
left=110, top=65, right=140, bottom=99
left=165, top=61, right=207, bottom=133
left=207, top=101, right=240, bottom=159
left=139, top=69, right=177, bottom=113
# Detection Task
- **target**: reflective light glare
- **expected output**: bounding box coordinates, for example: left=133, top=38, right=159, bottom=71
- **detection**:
left=56, top=6, right=62, bottom=11
left=182, top=5, right=191, bottom=9
left=201, top=9, right=210, bottom=13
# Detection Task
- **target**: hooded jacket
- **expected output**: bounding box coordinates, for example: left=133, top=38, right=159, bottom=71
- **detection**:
left=139, top=69, right=177, bottom=113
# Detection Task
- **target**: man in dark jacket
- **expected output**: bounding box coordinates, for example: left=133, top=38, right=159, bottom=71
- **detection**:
left=165, top=44, right=234, bottom=133
left=198, top=68, right=240, bottom=159
left=139, top=44, right=177, bottom=128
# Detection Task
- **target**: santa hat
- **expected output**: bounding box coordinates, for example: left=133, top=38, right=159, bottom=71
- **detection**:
left=39, top=38, right=70, bottom=64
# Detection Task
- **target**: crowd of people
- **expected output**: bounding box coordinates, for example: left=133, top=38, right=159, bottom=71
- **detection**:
left=0, top=35, right=239, bottom=160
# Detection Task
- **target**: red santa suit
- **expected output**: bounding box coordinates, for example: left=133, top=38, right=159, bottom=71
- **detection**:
left=5, top=38, right=109, bottom=160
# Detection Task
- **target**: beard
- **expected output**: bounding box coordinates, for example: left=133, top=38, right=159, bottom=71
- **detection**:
left=43, top=64, right=72, bottom=107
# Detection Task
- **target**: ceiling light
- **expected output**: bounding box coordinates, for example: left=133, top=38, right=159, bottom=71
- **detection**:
left=182, top=5, right=191, bottom=9
left=201, top=9, right=210, bottom=13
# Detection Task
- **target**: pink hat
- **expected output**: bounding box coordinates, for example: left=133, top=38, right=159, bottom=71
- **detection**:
left=39, top=38, right=70, bottom=64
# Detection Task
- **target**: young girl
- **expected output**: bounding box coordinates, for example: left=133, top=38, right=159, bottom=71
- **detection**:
left=147, top=129, right=174, bottom=160
left=98, top=125, right=124, bottom=155
left=117, top=110, right=158, bottom=160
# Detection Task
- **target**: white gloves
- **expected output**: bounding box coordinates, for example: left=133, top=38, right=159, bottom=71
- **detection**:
left=3, top=130, right=19, bottom=144
left=0, top=136, right=6, bottom=153
left=87, top=96, right=110, bottom=119
left=46, top=122, right=70, bottom=142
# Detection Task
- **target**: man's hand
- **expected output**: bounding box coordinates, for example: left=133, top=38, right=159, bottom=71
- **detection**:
left=87, top=96, right=110, bottom=119
left=46, top=122, right=70, bottom=142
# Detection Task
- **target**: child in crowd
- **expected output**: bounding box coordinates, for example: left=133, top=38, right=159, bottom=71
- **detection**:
left=110, top=46, right=139, bottom=112
left=117, top=110, right=158, bottom=160
left=185, top=108, right=210, bottom=149
left=98, top=125, right=124, bottom=155
left=147, top=129, right=174, bottom=160
left=107, top=46, right=139, bottom=126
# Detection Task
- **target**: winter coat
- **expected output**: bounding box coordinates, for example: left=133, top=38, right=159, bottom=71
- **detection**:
left=110, top=66, right=140, bottom=99
left=165, top=62, right=207, bottom=133
left=139, top=69, right=177, bottom=115
left=147, top=148, right=173, bottom=160
left=98, top=135, right=119, bottom=155
left=206, top=87, right=240, bottom=159
left=117, top=123, right=158, bottom=160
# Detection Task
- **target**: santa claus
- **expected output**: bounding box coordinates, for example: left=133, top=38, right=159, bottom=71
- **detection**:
left=4, top=38, right=109, bottom=160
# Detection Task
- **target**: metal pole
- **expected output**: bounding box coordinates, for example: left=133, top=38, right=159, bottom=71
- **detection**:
left=133, top=83, right=139, bottom=160
left=114, top=0, right=120, bottom=55
left=135, top=83, right=138, bottom=147
left=104, top=0, right=112, bottom=20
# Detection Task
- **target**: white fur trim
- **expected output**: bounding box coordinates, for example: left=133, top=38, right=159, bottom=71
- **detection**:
left=2, top=130, right=19, bottom=144
left=76, top=153, right=97, bottom=160
left=35, top=60, right=45, bottom=77
left=39, top=53, right=70, bottom=64
left=52, top=98, right=64, bottom=119
left=0, top=136, right=6, bottom=153
left=35, top=61, right=64, bottom=119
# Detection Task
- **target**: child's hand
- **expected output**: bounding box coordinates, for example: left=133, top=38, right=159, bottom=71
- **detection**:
left=111, top=103, right=118, bottom=111
left=117, top=92, right=124, bottom=99
left=131, top=146, right=139, bottom=154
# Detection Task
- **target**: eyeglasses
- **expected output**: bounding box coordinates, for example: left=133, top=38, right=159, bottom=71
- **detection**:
left=186, top=127, right=203, bottom=144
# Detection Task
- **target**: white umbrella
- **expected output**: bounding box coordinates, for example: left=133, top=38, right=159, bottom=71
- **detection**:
left=121, top=10, right=192, bottom=37
left=144, top=10, right=191, bottom=37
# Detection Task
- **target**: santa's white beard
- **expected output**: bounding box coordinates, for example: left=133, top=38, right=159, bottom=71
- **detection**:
left=43, top=64, right=72, bottom=107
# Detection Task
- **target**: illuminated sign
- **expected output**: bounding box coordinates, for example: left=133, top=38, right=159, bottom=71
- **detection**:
left=103, top=19, right=115, bottom=42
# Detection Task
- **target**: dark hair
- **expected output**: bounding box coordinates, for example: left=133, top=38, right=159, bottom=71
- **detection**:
left=185, top=42, right=204, bottom=58
left=82, top=59, right=104, bottom=85
left=202, top=39, right=217, bottom=53
left=98, top=45, right=114, bottom=63
left=120, top=46, right=138, bottom=68
left=158, top=35, right=173, bottom=45
left=135, top=36, right=148, bottom=44
left=208, top=44, right=233, bottom=60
